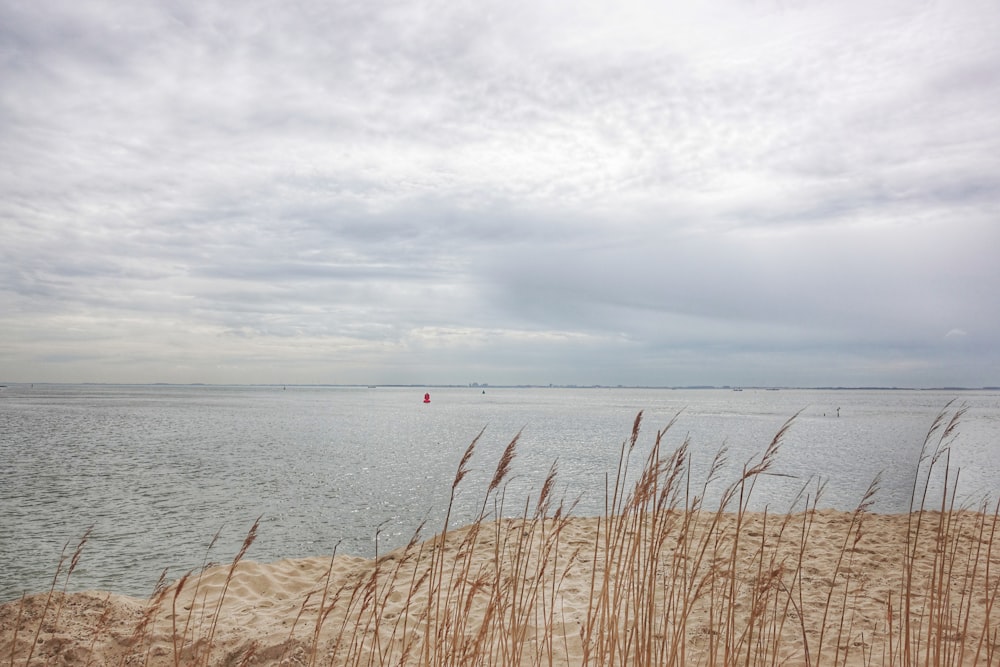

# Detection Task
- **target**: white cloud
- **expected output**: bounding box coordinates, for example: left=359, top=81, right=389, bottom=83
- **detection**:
left=1, top=0, right=999, bottom=386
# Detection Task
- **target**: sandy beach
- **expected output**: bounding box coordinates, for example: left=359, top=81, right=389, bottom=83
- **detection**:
left=3, top=509, right=998, bottom=666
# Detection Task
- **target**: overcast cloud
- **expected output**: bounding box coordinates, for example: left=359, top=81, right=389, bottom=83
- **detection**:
left=2, top=0, right=998, bottom=387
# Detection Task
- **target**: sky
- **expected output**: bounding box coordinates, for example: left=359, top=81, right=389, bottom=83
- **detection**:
left=1, top=0, right=998, bottom=388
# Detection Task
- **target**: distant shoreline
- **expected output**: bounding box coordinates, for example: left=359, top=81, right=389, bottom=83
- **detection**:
left=3, top=382, right=998, bottom=390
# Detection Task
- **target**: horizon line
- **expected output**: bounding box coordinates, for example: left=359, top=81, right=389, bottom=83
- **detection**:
left=2, top=382, right=999, bottom=391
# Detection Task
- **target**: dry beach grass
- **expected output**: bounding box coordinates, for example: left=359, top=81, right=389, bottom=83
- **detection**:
left=3, top=404, right=999, bottom=666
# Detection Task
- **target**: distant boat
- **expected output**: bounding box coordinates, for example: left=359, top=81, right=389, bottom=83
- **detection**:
left=423, top=392, right=431, bottom=403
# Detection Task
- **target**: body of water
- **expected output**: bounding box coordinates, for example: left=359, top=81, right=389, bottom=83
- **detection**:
left=1, top=384, right=998, bottom=602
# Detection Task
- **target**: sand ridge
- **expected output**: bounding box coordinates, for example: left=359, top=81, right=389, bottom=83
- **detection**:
left=3, top=510, right=999, bottom=666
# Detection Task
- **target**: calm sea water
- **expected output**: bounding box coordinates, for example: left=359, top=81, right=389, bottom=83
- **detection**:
left=1, top=384, right=998, bottom=602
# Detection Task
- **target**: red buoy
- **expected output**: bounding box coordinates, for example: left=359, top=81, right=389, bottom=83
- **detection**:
left=423, top=393, right=431, bottom=403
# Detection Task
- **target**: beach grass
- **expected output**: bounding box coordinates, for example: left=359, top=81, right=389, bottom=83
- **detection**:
left=3, top=403, right=998, bottom=666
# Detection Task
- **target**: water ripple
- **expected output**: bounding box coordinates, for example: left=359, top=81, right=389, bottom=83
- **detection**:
left=1, top=385, right=997, bottom=602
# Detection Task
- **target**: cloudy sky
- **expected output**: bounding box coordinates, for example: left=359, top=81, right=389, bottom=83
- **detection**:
left=1, top=0, right=998, bottom=387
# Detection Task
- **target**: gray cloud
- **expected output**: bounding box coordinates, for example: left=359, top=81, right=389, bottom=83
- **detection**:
left=2, top=0, right=999, bottom=386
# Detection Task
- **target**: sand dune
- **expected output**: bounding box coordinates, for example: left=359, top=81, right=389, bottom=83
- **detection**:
left=3, top=510, right=999, bottom=666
